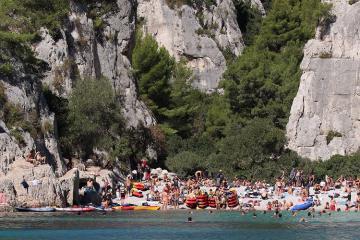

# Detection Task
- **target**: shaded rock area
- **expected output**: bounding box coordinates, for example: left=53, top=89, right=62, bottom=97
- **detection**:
left=286, top=0, right=360, bottom=160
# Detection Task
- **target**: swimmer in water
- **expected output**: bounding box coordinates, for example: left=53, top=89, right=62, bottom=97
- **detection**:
left=253, top=212, right=257, bottom=218
left=299, top=217, right=306, bottom=223
left=187, top=217, right=192, bottom=222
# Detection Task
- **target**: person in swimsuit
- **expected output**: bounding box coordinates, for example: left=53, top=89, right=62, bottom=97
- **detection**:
left=126, top=176, right=132, bottom=197
left=161, top=190, right=169, bottom=210
left=173, top=187, right=180, bottom=209
left=329, top=197, right=336, bottom=211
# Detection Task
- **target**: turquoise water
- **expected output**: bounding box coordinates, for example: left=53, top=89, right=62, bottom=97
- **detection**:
left=1, top=211, right=360, bottom=240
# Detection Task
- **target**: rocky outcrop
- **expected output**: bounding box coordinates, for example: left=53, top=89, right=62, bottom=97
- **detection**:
left=137, top=0, right=244, bottom=91
left=0, top=51, right=66, bottom=176
left=286, top=0, right=360, bottom=160
left=251, top=0, right=266, bottom=15
left=3, top=161, right=65, bottom=207
left=0, top=160, right=80, bottom=207
left=59, top=168, right=80, bottom=206
left=0, top=121, right=22, bottom=175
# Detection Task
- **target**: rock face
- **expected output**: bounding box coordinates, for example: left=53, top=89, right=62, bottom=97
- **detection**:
left=34, top=0, right=155, bottom=127
left=286, top=0, right=360, bottom=160
left=0, top=160, right=80, bottom=207
left=137, top=0, right=244, bottom=91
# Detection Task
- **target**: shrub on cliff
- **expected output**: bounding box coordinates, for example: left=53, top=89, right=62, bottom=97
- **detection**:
left=67, top=77, right=128, bottom=160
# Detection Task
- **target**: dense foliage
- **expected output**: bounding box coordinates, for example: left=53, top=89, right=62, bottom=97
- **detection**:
left=44, top=77, right=155, bottom=167
left=67, top=77, right=125, bottom=158
left=132, top=32, right=205, bottom=137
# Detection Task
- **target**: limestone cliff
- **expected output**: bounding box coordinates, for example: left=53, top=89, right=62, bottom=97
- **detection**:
left=137, top=0, right=245, bottom=91
left=286, top=0, right=360, bottom=160
left=34, top=0, right=155, bottom=128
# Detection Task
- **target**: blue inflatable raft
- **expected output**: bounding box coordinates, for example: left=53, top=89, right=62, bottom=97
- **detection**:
left=291, top=200, right=313, bottom=211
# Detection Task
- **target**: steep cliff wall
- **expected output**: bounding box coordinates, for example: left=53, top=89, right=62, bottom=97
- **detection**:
left=137, top=0, right=245, bottom=91
left=34, top=0, right=155, bottom=128
left=287, top=0, right=360, bottom=160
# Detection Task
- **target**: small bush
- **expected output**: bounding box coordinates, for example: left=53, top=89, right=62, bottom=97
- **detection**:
left=19, top=120, right=37, bottom=139
left=319, top=52, right=332, bottom=58
left=0, top=82, right=6, bottom=106
left=3, top=103, right=24, bottom=127
left=94, top=17, right=104, bottom=31
left=326, top=130, right=342, bottom=144
left=53, top=66, right=65, bottom=92
left=195, top=28, right=215, bottom=39
left=349, top=0, right=359, bottom=5
left=0, top=62, right=14, bottom=77
left=10, top=129, right=26, bottom=147
left=41, top=120, right=53, bottom=134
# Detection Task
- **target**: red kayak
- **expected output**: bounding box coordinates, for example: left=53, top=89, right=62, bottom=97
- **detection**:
left=120, top=206, right=135, bottom=210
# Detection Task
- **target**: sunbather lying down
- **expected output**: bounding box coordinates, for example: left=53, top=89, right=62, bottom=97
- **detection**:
left=25, top=149, right=46, bottom=166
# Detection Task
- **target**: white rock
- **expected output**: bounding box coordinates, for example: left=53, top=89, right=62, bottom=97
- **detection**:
left=137, top=0, right=244, bottom=91
left=287, top=0, right=360, bottom=160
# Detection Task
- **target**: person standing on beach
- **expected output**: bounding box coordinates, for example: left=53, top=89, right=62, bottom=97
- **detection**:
left=126, top=175, right=132, bottom=197
left=173, top=187, right=180, bottom=209
left=161, top=189, right=169, bottom=210
left=216, top=170, right=224, bottom=187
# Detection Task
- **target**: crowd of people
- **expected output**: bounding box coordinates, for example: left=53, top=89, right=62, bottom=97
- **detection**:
left=20, top=151, right=360, bottom=214
left=110, top=163, right=360, bottom=213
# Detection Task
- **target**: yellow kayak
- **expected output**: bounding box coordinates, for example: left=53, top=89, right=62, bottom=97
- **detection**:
left=134, top=206, right=160, bottom=211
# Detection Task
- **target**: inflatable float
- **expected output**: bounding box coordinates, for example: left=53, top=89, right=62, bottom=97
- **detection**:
left=227, top=191, right=239, bottom=208
left=133, top=182, right=146, bottom=191
left=186, top=198, right=197, bottom=209
left=197, top=195, right=208, bottom=209
left=291, top=199, right=313, bottom=211
left=131, top=188, right=144, bottom=198
left=208, top=197, right=217, bottom=208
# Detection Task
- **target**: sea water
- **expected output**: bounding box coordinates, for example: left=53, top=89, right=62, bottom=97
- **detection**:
left=0, top=211, right=360, bottom=240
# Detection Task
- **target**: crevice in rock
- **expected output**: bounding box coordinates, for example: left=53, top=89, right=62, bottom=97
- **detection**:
left=293, top=95, right=305, bottom=141
left=93, top=39, right=102, bottom=79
